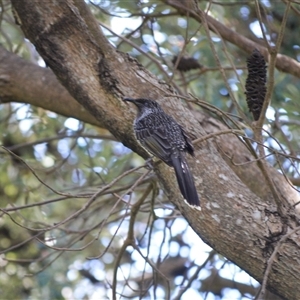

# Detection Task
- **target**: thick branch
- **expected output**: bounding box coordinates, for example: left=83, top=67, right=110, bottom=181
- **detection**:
left=1, top=45, right=298, bottom=213
left=164, top=0, right=300, bottom=78
left=0, top=46, right=102, bottom=127
left=2, top=43, right=298, bottom=210
left=9, top=1, right=300, bottom=299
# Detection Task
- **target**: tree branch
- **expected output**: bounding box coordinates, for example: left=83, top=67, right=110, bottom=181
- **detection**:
left=0, top=46, right=102, bottom=127
left=164, top=0, right=300, bottom=78
left=8, top=1, right=300, bottom=298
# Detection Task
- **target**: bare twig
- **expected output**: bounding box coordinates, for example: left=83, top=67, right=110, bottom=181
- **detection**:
left=255, top=226, right=300, bottom=299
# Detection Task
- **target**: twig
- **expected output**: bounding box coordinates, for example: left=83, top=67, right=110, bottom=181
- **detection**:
left=197, top=8, right=250, bottom=124
left=193, top=129, right=244, bottom=145
left=164, top=0, right=300, bottom=78
left=255, top=226, right=300, bottom=299
left=251, top=1, right=291, bottom=214
left=112, top=180, right=152, bottom=300
left=173, top=250, right=216, bottom=300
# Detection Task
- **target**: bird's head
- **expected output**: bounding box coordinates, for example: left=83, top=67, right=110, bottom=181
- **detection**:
left=123, top=97, right=162, bottom=113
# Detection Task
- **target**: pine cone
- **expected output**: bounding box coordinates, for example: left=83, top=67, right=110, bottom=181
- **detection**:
left=172, top=56, right=203, bottom=72
left=245, top=49, right=267, bottom=121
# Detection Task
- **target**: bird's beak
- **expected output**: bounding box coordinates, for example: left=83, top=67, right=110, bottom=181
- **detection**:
left=123, top=97, right=139, bottom=109
left=123, top=97, right=136, bottom=103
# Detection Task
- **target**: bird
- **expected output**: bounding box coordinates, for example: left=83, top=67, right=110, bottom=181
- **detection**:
left=123, top=97, right=200, bottom=207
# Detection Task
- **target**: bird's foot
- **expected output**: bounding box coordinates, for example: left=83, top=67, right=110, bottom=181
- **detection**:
left=145, top=157, right=155, bottom=170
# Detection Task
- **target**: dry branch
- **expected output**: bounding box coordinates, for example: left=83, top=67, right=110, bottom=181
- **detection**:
left=7, top=0, right=300, bottom=298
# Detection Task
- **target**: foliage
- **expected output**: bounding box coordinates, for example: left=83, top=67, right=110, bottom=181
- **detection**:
left=1, top=0, right=300, bottom=299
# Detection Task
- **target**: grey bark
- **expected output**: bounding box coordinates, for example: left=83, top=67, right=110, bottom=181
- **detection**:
left=8, top=0, right=300, bottom=299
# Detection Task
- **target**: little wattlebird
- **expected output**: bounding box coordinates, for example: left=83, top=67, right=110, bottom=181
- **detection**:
left=123, top=97, right=200, bottom=207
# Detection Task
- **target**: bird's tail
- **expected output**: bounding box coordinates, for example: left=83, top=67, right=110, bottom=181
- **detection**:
left=171, top=154, right=200, bottom=207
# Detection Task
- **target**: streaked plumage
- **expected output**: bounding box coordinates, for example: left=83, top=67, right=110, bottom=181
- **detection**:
left=123, top=97, right=200, bottom=207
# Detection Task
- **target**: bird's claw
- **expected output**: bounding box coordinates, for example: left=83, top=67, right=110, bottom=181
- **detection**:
left=145, top=157, right=155, bottom=170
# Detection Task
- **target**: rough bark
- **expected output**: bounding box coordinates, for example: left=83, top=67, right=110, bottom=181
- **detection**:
left=1, top=46, right=298, bottom=208
left=0, top=46, right=101, bottom=127
left=8, top=0, right=300, bottom=299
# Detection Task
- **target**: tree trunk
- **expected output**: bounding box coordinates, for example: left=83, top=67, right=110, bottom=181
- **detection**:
left=9, top=1, right=300, bottom=299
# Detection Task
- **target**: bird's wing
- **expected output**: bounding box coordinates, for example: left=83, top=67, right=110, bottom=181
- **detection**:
left=181, top=126, right=194, bottom=156
left=135, top=124, right=172, bottom=165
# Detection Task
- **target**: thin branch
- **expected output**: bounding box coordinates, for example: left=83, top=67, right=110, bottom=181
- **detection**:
left=252, top=1, right=291, bottom=214
left=255, top=226, right=300, bottom=299
left=193, top=129, right=245, bottom=145
left=163, top=0, right=300, bottom=78
left=173, top=250, right=216, bottom=300
left=112, top=179, right=152, bottom=300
